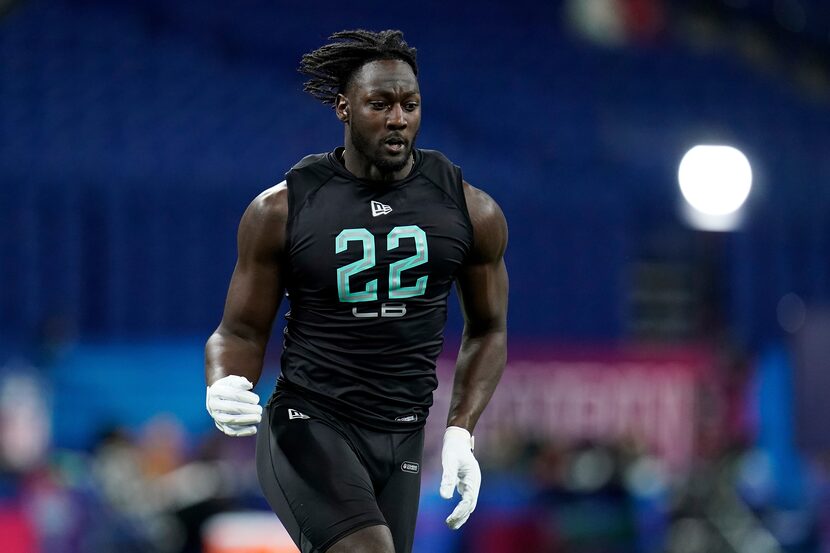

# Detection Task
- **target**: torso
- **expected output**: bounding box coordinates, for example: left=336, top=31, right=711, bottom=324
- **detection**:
left=276, top=147, right=473, bottom=430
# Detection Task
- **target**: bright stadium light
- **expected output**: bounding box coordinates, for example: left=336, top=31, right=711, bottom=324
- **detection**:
left=678, top=145, right=752, bottom=215
left=678, top=145, right=753, bottom=231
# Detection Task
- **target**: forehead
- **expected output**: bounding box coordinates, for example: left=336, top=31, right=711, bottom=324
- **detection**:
left=349, top=59, right=419, bottom=96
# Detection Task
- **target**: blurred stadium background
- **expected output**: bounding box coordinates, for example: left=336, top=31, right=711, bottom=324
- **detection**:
left=2, top=0, right=830, bottom=551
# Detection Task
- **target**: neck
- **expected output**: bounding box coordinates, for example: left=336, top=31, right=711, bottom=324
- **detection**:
left=341, top=138, right=414, bottom=182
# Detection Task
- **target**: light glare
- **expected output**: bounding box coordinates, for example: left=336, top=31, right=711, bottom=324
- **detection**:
left=678, top=145, right=753, bottom=216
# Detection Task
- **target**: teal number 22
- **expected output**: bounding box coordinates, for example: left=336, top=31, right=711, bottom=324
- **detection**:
left=336, top=225, right=428, bottom=302
left=387, top=226, right=428, bottom=299
left=335, top=228, right=378, bottom=302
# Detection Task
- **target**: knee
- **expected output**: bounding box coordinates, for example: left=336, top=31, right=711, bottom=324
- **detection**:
left=325, top=524, right=395, bottom=553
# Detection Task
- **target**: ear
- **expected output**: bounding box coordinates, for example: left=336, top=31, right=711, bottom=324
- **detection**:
left=335, top=93, right=349, bottom=123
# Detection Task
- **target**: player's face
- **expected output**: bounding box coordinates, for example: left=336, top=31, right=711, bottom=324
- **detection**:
left=344, top=60, right=421, bottom=174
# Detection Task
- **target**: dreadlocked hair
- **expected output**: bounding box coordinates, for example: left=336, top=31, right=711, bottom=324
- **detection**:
left=299, top=29, right=418, bottom=107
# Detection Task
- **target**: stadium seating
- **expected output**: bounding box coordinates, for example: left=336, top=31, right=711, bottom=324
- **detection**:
left=0, top=0, right=828, bottom=347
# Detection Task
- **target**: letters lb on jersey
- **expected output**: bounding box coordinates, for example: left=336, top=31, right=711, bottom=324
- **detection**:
left=277, top=147, right=474, bottom=432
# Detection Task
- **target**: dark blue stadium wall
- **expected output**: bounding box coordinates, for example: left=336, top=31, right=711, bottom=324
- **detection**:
left=1, top=0, right=829, bottom=350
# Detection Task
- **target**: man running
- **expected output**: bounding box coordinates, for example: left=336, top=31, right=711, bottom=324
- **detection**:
left=205, top=29, right=508, bottom=553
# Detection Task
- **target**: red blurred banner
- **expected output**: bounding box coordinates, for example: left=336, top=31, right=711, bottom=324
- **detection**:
left=431, top=344, right=716, bottom=472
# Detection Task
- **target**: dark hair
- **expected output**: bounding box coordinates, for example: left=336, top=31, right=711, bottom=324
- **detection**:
left=298, top=29, right=418, bottom=107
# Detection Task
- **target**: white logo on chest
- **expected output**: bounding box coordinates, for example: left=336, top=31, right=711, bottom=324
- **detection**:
left=287, top=408, right=310, bottom=420
left=371, top=201, right=393, bottom=217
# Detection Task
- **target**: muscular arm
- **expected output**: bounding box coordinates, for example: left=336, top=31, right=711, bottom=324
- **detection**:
left=447, top=182, right=509, bottom=432
left=205, top=182, right=288, bottom=386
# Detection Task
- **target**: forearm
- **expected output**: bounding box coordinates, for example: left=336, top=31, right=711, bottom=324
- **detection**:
left=446, top=328, right=507, bottom=432
left=205, top=327, right=268, bottom=386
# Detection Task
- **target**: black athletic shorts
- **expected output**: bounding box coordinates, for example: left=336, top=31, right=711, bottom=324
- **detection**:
left=255, top=388, right=425, bottom=553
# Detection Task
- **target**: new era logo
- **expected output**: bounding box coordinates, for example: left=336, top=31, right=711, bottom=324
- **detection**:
left=371, top=201, right=393, bottom=217
left=288, top=408, right=310, bottom=420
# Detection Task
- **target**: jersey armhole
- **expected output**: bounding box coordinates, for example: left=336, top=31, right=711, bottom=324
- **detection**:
left=446, top=167, right=475, bottom=266
left=284, top=174, right=335, bottom=255
left=454, top=167, right=475, bottom=244
left=285, top=179, right=296, bottom=254
left=419, top=165, right=475, bottom=270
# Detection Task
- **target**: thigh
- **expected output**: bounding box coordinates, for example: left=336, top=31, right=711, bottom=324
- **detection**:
left=326, top=524, right=395, bottom=553
left=376, top=429, right=425, bottom=553
left=256, top=401, right=388, bottom=553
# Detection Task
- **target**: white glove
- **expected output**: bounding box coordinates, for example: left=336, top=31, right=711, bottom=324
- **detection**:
left=206, top=375, right=262, bottom=437
left=439, top=426, right=481, bottom=530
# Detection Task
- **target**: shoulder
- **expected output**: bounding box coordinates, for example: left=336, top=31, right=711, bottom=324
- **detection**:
left=462, top=181, right=508, bottom=263
left=417, top=148, right=453, bottom=164
left=290, top=152, right=330, bottom=171
left=245, top=181, right=288, bottom=223
left=417, top=149, right=459, bottom=181
left=238, top=182, right=288, bottom=254
left=287, top=152, right=334, bottom=178
left=418, top=149, right=459, bottom=174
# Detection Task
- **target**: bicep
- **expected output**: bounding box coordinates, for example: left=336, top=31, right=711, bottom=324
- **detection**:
left=456, top=259, right=508, bottom=334
left=218, top=187, right=287, bottom=342
left=221, top=256, right=283, bottom=341
left=457, top=181, right=509, bottom=333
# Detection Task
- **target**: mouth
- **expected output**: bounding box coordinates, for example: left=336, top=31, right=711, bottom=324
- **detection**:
left=383, top=136, right=407, bottom=155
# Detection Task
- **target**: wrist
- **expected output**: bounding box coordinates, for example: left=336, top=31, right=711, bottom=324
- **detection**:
left=445, top=426, right=475, bottom=451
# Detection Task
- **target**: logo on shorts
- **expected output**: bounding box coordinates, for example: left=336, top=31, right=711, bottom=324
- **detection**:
left=288, top=408, right=310, bottom=420
left=401, top=461, right=420, bottom=474
left=395, top=414, right=418, bottom=423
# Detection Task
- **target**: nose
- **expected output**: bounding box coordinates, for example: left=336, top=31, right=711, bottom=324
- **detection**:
left=387, top=103, right=407, bottom=129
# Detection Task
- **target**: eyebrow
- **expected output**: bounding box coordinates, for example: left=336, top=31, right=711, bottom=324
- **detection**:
left=365, top=88, right=421, bottom=97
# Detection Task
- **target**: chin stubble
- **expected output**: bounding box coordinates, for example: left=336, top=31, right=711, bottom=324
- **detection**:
left=350, top=121, right=416, bottom=176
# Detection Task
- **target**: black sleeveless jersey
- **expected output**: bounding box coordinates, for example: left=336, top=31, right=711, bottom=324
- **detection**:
left=276, top=147, right=474, bottom=431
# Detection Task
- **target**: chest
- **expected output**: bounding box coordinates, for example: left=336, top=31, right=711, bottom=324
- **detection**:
left=287, top=179, right=471, bottom=302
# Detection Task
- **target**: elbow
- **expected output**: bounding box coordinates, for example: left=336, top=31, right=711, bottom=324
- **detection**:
left=210, top=321, right=268, bottom=351
left=462, top=321, right=507, bottom=341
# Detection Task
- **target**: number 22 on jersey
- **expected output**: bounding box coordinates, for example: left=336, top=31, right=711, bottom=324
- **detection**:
left=335, top=225, right=428, bottom=303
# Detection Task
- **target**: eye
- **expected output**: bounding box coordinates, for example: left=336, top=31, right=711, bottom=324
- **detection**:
left=404, top=102, right=419, bottom=111
left=370, top=101, right=387, bottom=110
